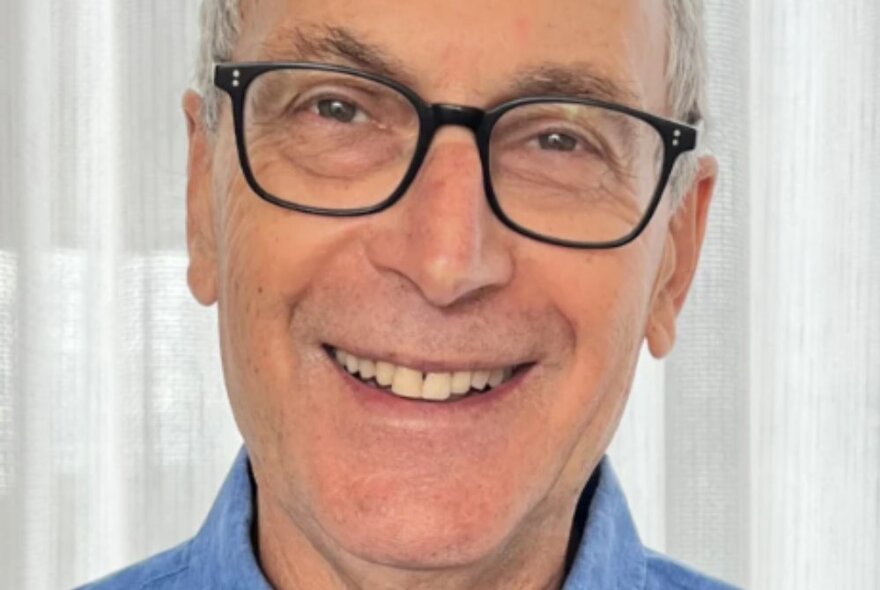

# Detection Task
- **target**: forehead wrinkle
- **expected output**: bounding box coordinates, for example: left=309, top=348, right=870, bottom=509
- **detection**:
left=258, top=23, right=417, bottom=85
left=255, top=23, right=642, bottom=109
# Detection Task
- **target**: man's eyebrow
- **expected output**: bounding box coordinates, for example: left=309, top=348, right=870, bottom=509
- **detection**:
left=259, top=24, right=415, bottom=84
left=259, top=26, right=640, bottom=107
left=505, top=63, right=641, bottom=107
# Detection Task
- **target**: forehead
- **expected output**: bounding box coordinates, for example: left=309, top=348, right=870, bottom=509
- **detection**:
left=236, top=0, right=668, bottom=111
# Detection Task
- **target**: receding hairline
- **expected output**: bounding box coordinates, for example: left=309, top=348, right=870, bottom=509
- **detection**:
left=197, top=0, right=702, bottom=118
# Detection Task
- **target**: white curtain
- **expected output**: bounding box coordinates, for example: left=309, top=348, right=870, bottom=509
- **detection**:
left=1, top=1, right=877, bottom=588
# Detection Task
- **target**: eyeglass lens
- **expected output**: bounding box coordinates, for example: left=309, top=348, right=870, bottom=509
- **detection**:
left=242, top=69, right=665, bottom=244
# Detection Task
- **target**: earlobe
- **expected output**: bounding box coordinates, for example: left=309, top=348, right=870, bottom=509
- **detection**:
left=183, top=90, right=219, bottom=307
left=646, top=236, right=678, bottom=358
left=645, top=156, right=718, bottom=359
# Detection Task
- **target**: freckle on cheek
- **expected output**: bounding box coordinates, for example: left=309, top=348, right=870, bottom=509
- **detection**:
left=514, top=16, right=531, bottom=43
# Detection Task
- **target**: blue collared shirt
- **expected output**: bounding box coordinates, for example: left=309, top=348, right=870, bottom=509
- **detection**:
left=80, top=448, right=737, bottom=589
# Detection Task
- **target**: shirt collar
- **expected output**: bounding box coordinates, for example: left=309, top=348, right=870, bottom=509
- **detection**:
left=562, top=457, right=647, bottom=589
left=189, top=448, right=646, bottom=589
left=188, top=447, right=272, bottom=589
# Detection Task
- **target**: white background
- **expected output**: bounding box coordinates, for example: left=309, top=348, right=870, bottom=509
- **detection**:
left=0, top=1, right=877, bottom=588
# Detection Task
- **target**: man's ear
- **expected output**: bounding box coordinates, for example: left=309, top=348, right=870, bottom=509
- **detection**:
left=645, top=156, right=718, bottom=358
left=183, top=90, right=219, bottom=306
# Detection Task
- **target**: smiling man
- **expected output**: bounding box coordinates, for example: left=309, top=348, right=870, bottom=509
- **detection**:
left=83, top=0, right=735, bottom=588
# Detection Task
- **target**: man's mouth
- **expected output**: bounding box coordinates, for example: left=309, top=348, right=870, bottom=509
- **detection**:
left=327, top=346, right=525, bottom=402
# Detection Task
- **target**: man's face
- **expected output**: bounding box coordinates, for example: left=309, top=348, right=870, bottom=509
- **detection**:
left=184, top=0, right=713, bottom=576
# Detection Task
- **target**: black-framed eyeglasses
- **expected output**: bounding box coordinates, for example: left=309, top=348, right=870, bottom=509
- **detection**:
left=214, top=62, right=697, bottom=249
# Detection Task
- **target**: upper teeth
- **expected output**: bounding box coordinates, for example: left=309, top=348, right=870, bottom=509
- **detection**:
left=332, top=348, right=515, bottom=401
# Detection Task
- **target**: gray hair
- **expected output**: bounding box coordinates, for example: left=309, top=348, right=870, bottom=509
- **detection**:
left=193, top=0, right=708, bottom=209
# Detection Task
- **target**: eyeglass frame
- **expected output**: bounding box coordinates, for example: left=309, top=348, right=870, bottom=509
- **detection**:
left=213, top=62, right=698, bottom=250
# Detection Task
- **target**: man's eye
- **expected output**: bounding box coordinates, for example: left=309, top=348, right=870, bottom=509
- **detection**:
left=538, top=132, right=579, bottom=152
left=316, top=98, right=361, bottom=123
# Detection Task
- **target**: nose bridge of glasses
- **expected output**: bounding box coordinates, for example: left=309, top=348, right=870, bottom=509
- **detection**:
left=431, top=104, right=485, bottom=133
left=418, top=104, right=488, bottom=201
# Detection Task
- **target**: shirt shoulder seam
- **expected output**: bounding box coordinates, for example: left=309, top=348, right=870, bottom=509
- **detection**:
left=134, top=561, right=189, bottom=590
left=644, top=549, right=734, bottom=589
left=131, top=540, right=193, bottom=590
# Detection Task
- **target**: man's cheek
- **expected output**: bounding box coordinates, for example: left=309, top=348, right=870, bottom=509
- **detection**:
left=220, top=269, right=291, bottom=398
left=561, top=274, right=643, bottom=399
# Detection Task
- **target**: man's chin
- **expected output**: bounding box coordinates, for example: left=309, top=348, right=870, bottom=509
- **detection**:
left=329, top=517, right=509, bottom=572
left=308, top=482, right=525, bottom=571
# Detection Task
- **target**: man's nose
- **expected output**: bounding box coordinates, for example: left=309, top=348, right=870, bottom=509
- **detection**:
left=364, top=129, right=514, bottom=308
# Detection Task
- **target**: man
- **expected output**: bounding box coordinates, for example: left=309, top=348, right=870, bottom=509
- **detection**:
left=84, top=0, right=734, bottom=587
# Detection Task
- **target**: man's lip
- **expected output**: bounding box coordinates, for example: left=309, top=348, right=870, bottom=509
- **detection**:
left=321, top=343, right=535, bottom=374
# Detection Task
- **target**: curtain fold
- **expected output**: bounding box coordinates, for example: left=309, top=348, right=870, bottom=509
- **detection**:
left=749, top=1, right=880, bottom=588
left=0, top=1, right=876, bottom=588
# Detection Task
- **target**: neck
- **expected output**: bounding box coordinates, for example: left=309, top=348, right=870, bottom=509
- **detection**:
left=253, top=489, right=578, bottom=590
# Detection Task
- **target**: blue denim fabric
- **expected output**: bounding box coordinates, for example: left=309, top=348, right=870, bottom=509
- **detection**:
left=79, top=448, right=738, bottom=590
